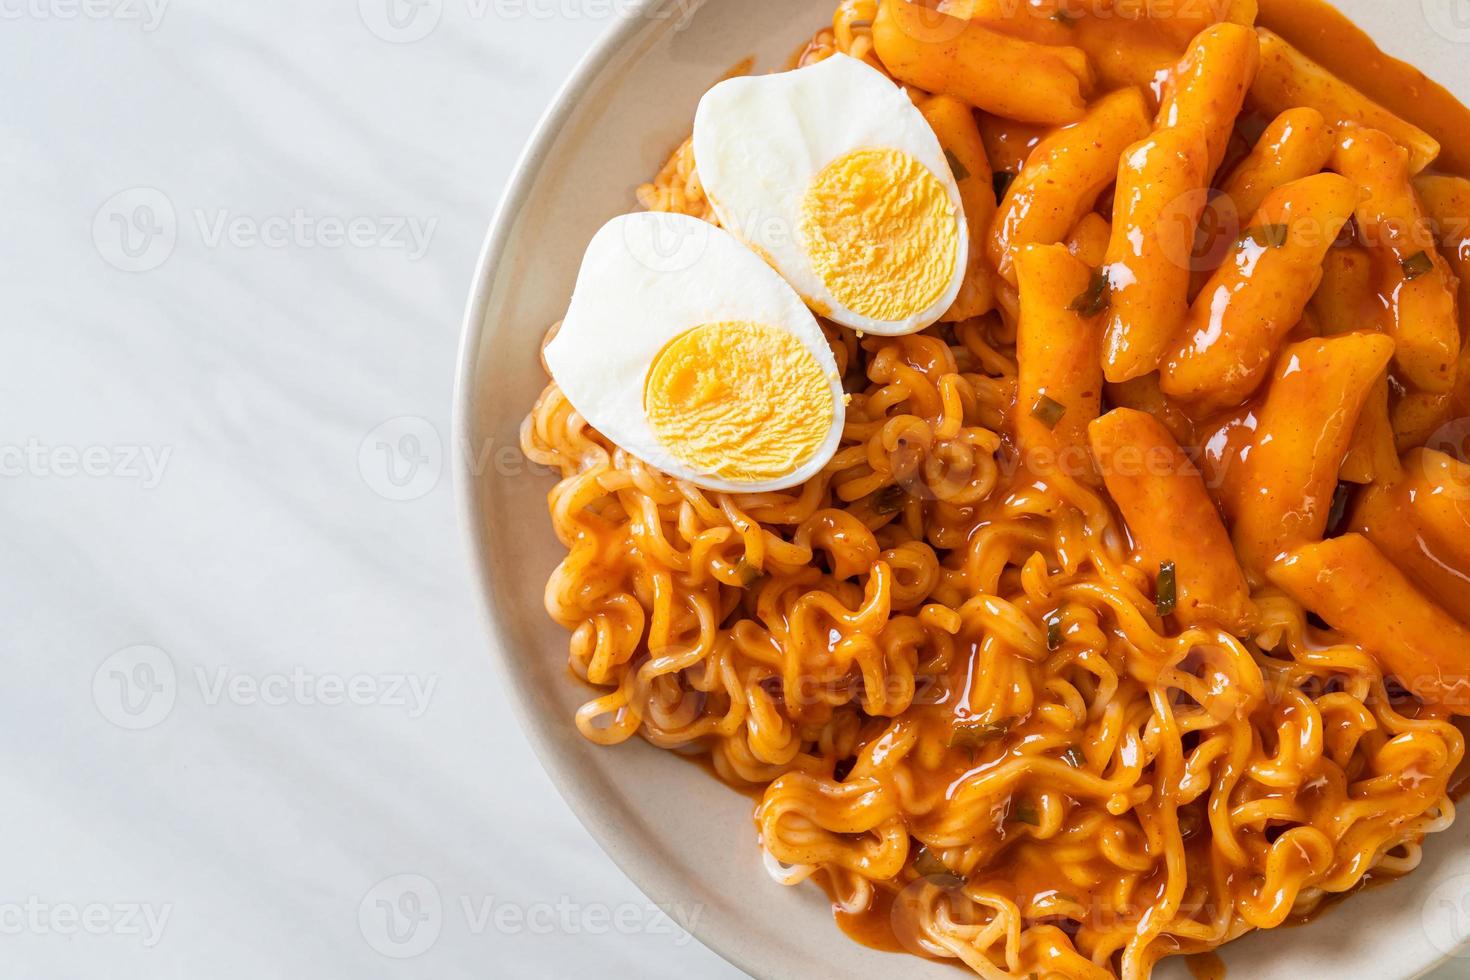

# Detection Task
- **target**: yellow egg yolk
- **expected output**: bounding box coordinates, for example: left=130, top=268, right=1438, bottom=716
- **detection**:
left=799, top=147, right=960, bottom=322
left=644, top=321, right=834, bottom=483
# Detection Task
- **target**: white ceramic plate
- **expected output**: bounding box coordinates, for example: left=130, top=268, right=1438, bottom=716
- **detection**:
left=454, top=3, right=1470, bottom=977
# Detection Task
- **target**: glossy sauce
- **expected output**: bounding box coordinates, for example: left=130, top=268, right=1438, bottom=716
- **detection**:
left=659, top=1, right=1470, bottom=975
left=1257, top=0, right=1470, bottom=174
left=816, top=0, right=1470, bottom=964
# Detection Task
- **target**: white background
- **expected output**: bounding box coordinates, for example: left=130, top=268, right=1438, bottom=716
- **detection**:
left=1, top=0, right=743, bottom=976
left=3, top=0, right=1469, bottom=978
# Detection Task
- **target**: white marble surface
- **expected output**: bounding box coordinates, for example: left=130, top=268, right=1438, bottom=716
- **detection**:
left=2, top=2, right=744, bottom=977
left=5, top=2, right=1470, bottom=978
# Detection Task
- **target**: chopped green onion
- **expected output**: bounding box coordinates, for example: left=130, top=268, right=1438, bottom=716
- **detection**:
left=1402, top=250, right=1435, bottom=281
left=1010, top=801, right=1041, bottom=826
left=1243, top=223, right=1290, bottom=248
left=1326, top=482, right=1352, bottom=536
left=1031, top=394, right=1067, bottom=430
left=949, top=718, right=1010, bottom=756
left=1156, top=560, right=1178, bottom=617
left=1061, top=746, right=1084, bottom=768
left=1069, top=269, right=1111, bottom=316
left=993, top=170, right=1016, bottom=201
left=943, top=148, right=971, bottom=183
left=733, top=557, right=763, bottom=588
left=871, top=484, right=908, bottom=515
left=912, top=846, right=949, bottom=878
left=1045, top=611, right=1063, bottom=652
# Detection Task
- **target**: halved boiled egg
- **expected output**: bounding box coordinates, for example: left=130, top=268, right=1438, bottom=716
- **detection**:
left=692, top=53, right=968, bottom=337
left=545, top=211, right=846, bottom=493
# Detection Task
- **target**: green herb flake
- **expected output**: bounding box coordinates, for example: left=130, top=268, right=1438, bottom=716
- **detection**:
left=1156, top=560, right=1178, bottom=618
left=1061, top=746, right=1084, bottom=768
left=1068, top=269, right=1111, bottom=317
left=871, top=484, right=908, bottom=516
left=943, top=148, right=971, bottom=183
left=992, top=170, right=1016, bottom=202
left=949, top=718, right=1010, bottom=755
left=1010, top=801, right=1041, bottom=826
left=1402, top=250, right=1435, bottom=281
left=1031, top=394, right=1067, bottom=431
left=912, top=846, right=949, bottom=878
left=1045, top=611, right=1063, bottom=652
left=733, top=557, right=763, bottom=588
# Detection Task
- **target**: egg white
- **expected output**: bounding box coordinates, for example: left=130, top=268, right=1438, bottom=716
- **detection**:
left=692, top=54, right=969, bottom=337
left=544, top=211, right=847, bottom=493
